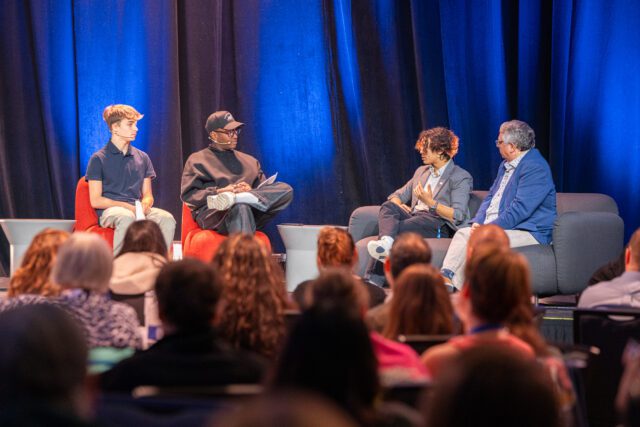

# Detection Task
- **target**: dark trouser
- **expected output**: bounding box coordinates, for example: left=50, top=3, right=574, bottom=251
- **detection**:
left=377, top=200, right=451, bottom=239
left=196, top=182, right=293, bottom=234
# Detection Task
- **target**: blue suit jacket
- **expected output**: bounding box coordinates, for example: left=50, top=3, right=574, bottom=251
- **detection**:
left=473, top=148, right=557, bottom=244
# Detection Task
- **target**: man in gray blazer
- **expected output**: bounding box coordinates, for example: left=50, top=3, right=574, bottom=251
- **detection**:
left=368, top=127, right=473, bottom=261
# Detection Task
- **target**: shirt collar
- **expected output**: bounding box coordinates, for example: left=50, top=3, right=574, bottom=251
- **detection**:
left=504, top=149, right=530, bottom=172
left=429, top=159, right=451, bottom=177
left=107, top=140, right=132, bottom=156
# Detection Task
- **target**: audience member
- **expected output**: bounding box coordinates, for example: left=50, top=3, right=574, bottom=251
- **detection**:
left=381, top=264, right=454, bottom=340
left=422, top=245, right=535, bottom=377
left=0, top=304, right=94, bottom=426
left=579, top=228, right=640, bottom=308
left=293, top=227, right=386, bottom=309
left=100, top=258, right=266, bottom=393
left=587, top=251, right=625, bottom=287
left=1, top=229, right=69, bottom=309
left=365, top=233, right=431, bottom=333
left=310, top=268, right=428, bottom=386
left=51, top=233, right=141, bottom=349
left=110, top=220, right=168, bottom=334
left=213, top=393, right=358, bottom=427
left=271, top=304, right=420, bottom=427
left=211, top=233, right=290, bottom=359
left=423, top=346, right=561, bottom=427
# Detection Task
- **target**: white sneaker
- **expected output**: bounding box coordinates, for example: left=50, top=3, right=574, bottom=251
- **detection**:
left=367, top=236, right=393, bottom=262
left=207, top=192, right=236, bottom=211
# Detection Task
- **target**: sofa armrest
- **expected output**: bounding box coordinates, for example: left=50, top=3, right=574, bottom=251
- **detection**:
left=554, top=211, right=624, bottom=295
left=348, top=206, right=380, bottom=242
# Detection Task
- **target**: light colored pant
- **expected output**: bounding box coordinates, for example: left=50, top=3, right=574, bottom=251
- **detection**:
left=441, top=226, right=539, bottom=290
left=100, top=206, right=176, bottom=254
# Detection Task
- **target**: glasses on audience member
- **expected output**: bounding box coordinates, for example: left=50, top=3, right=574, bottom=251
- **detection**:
left=495, top=139, right=505, bottom=146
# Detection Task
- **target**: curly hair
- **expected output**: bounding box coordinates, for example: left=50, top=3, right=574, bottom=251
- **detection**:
left=211, top=234, right=289, bottom=359
left=414, top=127, right=459, bottom=160
left=8, top=229, right=70, bottom=297
left=382, top=264, right=454, bottom=339
left=316, top=227, right=355, bottom=268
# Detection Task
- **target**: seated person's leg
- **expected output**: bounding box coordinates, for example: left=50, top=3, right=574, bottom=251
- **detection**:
left=504, top=230, right=538, bottom=248
left=368, top=201, right=412, bottom=261
left=145, top=208, right=177, bottom=249
left=397, top=211, right=451, bottom=238
left=441, top=227, right=472, bottom=291
left=220, top=204, right=256, bottom=235
left=100, top=207, right=136, bottom=254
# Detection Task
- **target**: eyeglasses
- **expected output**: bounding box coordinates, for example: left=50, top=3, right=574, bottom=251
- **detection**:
left=495, top=139, right=505, bottom=146
left=216, top=128, right=242, bottom=137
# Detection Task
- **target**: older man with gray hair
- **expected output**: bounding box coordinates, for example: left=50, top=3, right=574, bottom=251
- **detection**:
left=441, top=120, right=557, bottom=291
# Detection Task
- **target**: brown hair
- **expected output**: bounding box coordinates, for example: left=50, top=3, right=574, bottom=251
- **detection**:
left=389, top=232, right=432, bottom=279
left=464, top=244, right=531, bottom=324
left=211, top=234, right=289, bottom=359
left=466, top=244, right=549, bottom=356
left=311, top=268, right=369, bottom=314
left=103, top=104, right=143, bottom=130
left=117, top=220, right=168, bottom=258
left=415, top=127, right=460, bottom=160
left=8, top=229, right=69, bottom=297
left=382, top=264, right=454, bottom=339
left=317, top=227, right=355, bottom=268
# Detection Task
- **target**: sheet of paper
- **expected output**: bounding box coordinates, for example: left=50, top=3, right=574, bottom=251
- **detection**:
left=135, top=200, right=146, bottom=220
left=257, top=172, right=278, bottom=189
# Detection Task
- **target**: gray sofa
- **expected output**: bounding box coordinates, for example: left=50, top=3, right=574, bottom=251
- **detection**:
left=348, top=192, right=624, bottom=296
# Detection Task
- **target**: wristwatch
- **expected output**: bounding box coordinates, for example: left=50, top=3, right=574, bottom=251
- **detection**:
left=429, top=201, right=439, bottom=214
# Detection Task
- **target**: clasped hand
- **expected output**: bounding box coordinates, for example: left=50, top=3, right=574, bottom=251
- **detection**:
left=220, top=182, right=252, bottom=193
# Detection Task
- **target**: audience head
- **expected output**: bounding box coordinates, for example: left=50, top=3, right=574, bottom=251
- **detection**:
left=271, top=304, right=379, bottom=425
left=424, top=346, right=561, bottom=427
left=51, top=232, right=113, bottom=293
left=462, top=244, right=531, bottom=325
left=155, top=258, right=219, bottom=332
left=415, top=127, right=460, bottom=161
left=626, top=228, right=640, bottom=271
left=0, top=305, right=88, bottom=413
left=103, top=104, right=143, bottom=131
left=382, top=264, right=454, bottom=339
left=211, top=233, right=288, bottom=359
left=466, top=224, right=509, bottom=260
left=310, top=268, right=369, bottom=315
left=8, top=229, right=69, bottom=297
left=384, top=232, right=432, bottom=286
left=117, top=220, right=168, bottom=258
left=214, top=393, right=357, bottom=427
left=316, top=227, right=356, bottom=269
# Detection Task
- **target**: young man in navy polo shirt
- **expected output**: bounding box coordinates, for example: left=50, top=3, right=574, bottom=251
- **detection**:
left=86, top=104, right=176, bottom=254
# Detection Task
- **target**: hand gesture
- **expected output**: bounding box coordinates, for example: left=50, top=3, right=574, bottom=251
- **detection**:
left=414, top=184, right=434, bottom=206
left=232, top=182, right=252, bottom=193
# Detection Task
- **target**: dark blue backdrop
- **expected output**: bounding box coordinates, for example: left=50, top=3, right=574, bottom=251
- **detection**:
left=1, top=0, right=639, bottom=271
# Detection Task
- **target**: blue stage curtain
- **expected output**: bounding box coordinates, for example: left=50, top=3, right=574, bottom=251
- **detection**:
left=1, top=0, right=639, bottom=268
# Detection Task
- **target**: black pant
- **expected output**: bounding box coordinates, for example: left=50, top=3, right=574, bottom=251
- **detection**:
left=377, top=200, right=451, bottom=239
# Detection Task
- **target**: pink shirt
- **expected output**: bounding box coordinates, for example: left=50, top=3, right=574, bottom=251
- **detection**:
left=370, top=332, right=429, bottom=385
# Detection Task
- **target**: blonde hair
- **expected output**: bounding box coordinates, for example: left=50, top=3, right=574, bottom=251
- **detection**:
left=103, top=104, right=143, bottom=130
left=51, top=233, right=113, bottom=292
left=8, top=229, right=70, bottom=297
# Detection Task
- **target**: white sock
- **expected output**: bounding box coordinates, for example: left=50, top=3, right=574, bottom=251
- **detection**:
left=234, top=192, right=259, bottom=204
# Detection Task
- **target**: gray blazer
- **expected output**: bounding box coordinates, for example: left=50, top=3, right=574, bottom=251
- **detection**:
left=388, top=162, right=473, bottom=230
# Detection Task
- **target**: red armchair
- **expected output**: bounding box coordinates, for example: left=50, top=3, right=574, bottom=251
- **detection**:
left=181, top=203, right=271, bottom=262
left=74, top=177, right=114, bottom=248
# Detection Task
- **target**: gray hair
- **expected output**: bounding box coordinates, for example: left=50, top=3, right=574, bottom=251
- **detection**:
left=499, top=120, right=535, bottom=151
left=51, top=232, right=113, bottom=292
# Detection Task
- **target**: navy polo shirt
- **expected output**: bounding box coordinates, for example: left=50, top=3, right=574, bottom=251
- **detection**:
left=85, top=141, right=156, bottom=217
